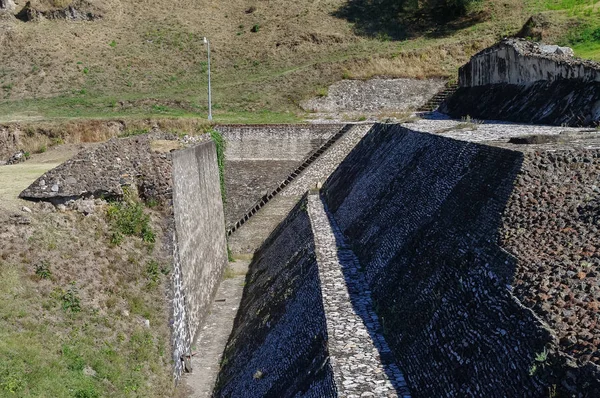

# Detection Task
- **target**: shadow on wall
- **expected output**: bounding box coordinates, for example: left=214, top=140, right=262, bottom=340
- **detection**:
left=332, top=0, right=485, bottom=40
left=213, top=197, right=337, bottom=397
left=321, top=124, right=584, bottom=395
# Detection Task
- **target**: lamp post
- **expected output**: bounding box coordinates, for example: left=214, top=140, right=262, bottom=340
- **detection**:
left=203, top=37, right=212, bottom=121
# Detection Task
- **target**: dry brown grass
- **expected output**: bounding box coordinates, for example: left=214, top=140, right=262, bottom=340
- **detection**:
left=2, top=117, right=212, bottom=158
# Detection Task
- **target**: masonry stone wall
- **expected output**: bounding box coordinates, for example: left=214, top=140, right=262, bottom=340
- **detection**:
left=171, top=141, right=228, bottom=378
left=321, top=124, right=592, bottom=396
left=441, top=39, right=600, bottom=126
left=216, top=124, right=341, bottom=228
left=213, top=197, right=337, bottom=397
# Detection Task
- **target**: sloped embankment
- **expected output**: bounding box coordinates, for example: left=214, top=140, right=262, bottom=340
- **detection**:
left=322, top=124, right=600, bottom=396
left=500, top=149, right=600, bottom=368
left=213, top=196, right=336, bottom=397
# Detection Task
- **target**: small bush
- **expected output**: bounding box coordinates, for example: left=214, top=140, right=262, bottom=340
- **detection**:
left=251, top=24, right=260, bottom=33
left=74, top=386, right=100, bottom=398
left=35, top=260, right=52, bottom=279
left=145, top=260, right=160, bottom=287
left=107, top=200, right=155, bottom=245
left=61, top=282, right=81, bottom=313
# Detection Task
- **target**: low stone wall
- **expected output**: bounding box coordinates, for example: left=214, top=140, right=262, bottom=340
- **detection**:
left=216, top=124, right=341, bottom=228
left=322, top=124, right=600, bottom=396
left=300, top=78, right=446, bottom=113
left=441, top=39, right=600, bottom=126
left=171, top=141, right=228, bottom=378
left=213, top=196, right=336, bottom=397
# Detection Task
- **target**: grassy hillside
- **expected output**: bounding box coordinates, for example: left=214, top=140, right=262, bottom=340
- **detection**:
left=0, top=0, right=597, bottom=122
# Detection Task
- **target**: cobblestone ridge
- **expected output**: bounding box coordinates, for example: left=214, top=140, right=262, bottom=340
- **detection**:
left=213, top=198, right=336, bottom=397
left=308, top=194, right=411, bottom=398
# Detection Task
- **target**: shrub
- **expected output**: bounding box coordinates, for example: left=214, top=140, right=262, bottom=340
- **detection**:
left=35, top=260, right=52, bottom=279
left=107, top=199, right=155, bottom=245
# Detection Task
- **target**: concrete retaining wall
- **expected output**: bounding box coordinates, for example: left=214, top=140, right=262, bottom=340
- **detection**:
left=213, top=196, right=337, bottom=397
left=322, top=124, right=556, bottom=396
left=216, top=124, right=341, bottom=228
left=442, top=39, right=600, bottom=126
left=171, top=141, right=228, bottom=378
left=458, top=39, right=600, bottom=87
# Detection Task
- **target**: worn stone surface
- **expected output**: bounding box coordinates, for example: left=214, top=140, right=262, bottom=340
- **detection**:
left=322, top=123, right=600, bottom=396
left=500, top=150, right=600, bottom=368
left=19, top=131, right=176, bottom=203
left=213, top=197, right=337, bottom=397
left=323, top=124, right=552, bottom=396
left=441, top=38, right=600, bottom=126
left=217, top=124, right=341, bottom=229
left=308, top=194, right=410, bottom=398
left=171, top=141, right=228, bottom=378
left=458, top=38, right=600, bottom=87
left=228, top=124, right=372, bottom=254
left=301, top=78, right=446, bottom=113
left=182, top=262, right=248, bottom=398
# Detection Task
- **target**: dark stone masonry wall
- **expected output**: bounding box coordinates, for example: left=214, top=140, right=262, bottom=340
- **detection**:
left=213, top=197, right=336, bottom=397
left=216, top=124, right=341, bottom=228
left=441, top=39, right=600, bottom=126
left=499, top=149, right=600, bottom=387
left=322, top=124, right=599, bottom=396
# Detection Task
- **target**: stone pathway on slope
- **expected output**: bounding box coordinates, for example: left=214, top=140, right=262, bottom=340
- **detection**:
left=307, top=194, right=411, bottom=398
left=229, top=124, right=373, bottom=255
left=182, top=261, right=249, bottom=398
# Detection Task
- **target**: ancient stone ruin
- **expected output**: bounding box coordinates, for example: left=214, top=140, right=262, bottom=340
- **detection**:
left=441, top=38, right=600, bottom=126
left=17, top=38, right=600, bottom=396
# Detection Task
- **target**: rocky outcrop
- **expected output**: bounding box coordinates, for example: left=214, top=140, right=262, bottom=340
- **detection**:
left=441, top=39, right=600, bottom=126
left=19, top=131, right=177, bottom=204
left=0, top=125, right=21, bottom=161
left=16, top=0, right=102, bottom=22
left=0, top=0, right=16, bottom=12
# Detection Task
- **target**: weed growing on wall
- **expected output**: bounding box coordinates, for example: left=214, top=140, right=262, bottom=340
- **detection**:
left=209, top=129, right=227, bottom=204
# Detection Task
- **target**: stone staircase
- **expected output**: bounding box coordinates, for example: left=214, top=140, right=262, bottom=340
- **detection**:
left=226, top=124, right=354, bottom=237
left=227, top=124, right=373, bottom=254
left=417, top=82, right=459, bottom=112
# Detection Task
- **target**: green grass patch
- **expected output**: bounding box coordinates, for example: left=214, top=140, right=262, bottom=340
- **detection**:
left=107, top=189, right=156, bottom=246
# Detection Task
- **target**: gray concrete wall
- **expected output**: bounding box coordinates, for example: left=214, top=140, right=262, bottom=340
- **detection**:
left=443, top=39, right=600, bottom=126
left=171, top=141, right=228, bottom=378
left=459, top=39, right=600, bottom=87
left=216, top=124, right=342, bottom=228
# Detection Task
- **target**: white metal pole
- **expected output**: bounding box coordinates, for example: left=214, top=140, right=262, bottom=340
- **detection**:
left=206, top=38, right=212, bottom=121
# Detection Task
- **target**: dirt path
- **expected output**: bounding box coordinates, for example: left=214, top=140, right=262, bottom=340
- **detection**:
left=182, top=260, right=249, bottom=397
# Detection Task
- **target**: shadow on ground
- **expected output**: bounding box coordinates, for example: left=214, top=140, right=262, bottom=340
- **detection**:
left=332, top=0, right=487, bottom=40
